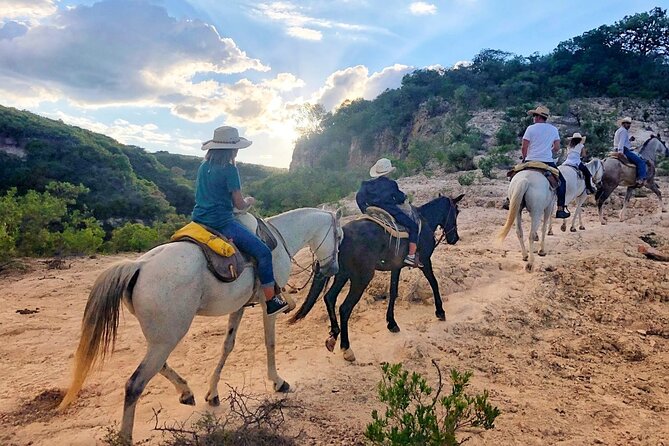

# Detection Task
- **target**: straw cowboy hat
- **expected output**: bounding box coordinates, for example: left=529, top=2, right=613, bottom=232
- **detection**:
left=201, top=126, right=252, bottom=151
left=369, top=158, right=396, bottom=178
left=617, top=116, right=632, bottom=125
left=526, top=105, right=550, bottom=118
left=567, top=132, right=587, bottom=143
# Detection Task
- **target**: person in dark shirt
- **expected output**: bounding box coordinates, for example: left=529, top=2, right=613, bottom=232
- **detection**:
left=356, top=158, right=422, bottom=267
left=192, top=126, right=288, bottom=316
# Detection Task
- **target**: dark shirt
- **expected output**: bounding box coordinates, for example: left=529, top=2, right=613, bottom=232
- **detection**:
left=191, top=160, right=241, bottom=230
left=356, top=176, right=406, bottom=213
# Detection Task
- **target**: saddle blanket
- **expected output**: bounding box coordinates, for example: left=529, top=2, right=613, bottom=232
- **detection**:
left=507, top=161, right=560, bottom=189
left=171, top=221, right=235, bottom=256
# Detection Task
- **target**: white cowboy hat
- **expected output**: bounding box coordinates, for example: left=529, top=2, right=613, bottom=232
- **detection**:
left=617, top=117, right=632, bottom=125
left=201, top=126, right=252, bottom=151
left=369, top=158, right=396, bottom=178
left=526, top=105, right=550, bottom=118
left=567, top=132, right=586, bottom=143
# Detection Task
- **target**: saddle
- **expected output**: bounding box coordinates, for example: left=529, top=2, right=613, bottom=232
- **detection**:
left=507, top=161, right=560, bottom=190
left=357, top=204, right=421, bottom=239
left=564, top=164, right=583, bottom=179
left=608, top=152, right=637, bottom=168
left=170, top=215, right=278, bottom=283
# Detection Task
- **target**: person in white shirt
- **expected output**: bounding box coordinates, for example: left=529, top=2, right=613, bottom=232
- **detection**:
left=522, top=105, right=570, bottom=219
left=563, top=133, right=596, bottom=194
left=613, top=117, right=646, bottom=185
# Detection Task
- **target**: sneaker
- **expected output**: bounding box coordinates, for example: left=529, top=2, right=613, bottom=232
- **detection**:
left=403, top=256, right=424, bottom=268
left=266, top=295, right=289, bottom=316
left=556, top=209, right=571, bottom=219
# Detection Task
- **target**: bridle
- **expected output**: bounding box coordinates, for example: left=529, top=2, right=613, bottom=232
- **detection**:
left=434, top=199, right=457, bottom=249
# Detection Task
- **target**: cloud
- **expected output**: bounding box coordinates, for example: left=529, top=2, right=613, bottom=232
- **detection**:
left=312, top=64, right=413, bottom=111
left=286, top=26, right=322, bottom=41
left=409, top=2, right=437, bottom=16
left=0, top=0, right=268, bottom=106
left=0, top=0, right=57, bottom=22
left=453, top=60, right=473, bottom=69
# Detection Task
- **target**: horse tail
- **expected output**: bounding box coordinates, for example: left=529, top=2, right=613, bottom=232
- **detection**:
left=288, top=272, right=331, bottom=324
left=58, top=260, right=141, bottom=410
left=498, top=177, right=530, bottom=241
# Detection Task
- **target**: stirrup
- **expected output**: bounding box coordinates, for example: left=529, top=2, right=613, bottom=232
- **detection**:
left=403, top=256, right=423, bottom=268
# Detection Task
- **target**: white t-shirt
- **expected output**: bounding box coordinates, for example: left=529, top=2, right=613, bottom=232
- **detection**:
left=564, top=143, right=584, bottom=167
left=523, top=123, right=560, bottom=163
left=613, top=127, right=630, bottom=152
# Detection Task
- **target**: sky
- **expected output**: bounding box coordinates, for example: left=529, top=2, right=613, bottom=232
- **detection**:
left=0, top=1, right=663, bottom=167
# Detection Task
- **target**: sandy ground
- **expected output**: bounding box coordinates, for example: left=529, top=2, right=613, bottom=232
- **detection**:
left=1, top=172, right=668, bottom=446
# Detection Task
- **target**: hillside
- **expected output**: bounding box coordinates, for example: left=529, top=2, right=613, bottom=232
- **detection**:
left=0, top=106, right=283, bottom=222
left=290, top=8, right=669, bottom=172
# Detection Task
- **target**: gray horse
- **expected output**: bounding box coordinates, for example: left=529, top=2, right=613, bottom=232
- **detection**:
left=596, top=136, right=669, bottom=224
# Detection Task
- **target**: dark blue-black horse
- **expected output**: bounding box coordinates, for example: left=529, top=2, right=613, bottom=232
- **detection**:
left=289, top=194, right=464, bottom=361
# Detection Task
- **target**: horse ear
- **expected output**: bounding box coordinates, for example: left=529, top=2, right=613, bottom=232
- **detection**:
left=453, top=194, right=465, bottom=203
left=438, top=192, right=443, bottom=197
left=335, top=208, right=343, bottom=220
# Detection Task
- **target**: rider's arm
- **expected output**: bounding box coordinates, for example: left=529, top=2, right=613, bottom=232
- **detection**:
left=521, top=139, right=529, bottom=161
left=551, top=139, right=560, bottom=156
left=231, top=190, right=253, bottom=210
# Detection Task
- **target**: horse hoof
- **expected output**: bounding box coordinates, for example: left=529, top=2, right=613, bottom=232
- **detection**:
left=533, top=234, right=539, bottom=242
left=522, top=255, right=528, bottom=262
left=205, top=393, right=220, bottom=407
left=342, top=349, right=356, bottom=362
left=547, top=229, right=554, bottom=236
left=325, top=337, right=336, bottom=352
left=579, top=226, right=586, bottom=231
left=538, top=250, right=546, bottom=257
left=436, top=311, right=446, bottom=321
left=570, top=227, right=577, bottom=233
left=525, top=263, right=534, bottom=272
left=275, top=381, right=291, bottom=393
left=388, top=324, right=400, bottom=333
left=180, top=393, right=196, bottom=406
left=560, top=225, right=566, bottom=232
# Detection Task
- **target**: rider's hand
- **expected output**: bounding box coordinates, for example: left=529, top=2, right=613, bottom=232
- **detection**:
left=244, top=196, right=256, bottom=207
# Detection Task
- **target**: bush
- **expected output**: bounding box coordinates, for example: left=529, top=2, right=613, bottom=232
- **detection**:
left=106, top=222, right=164, bottom=253
left=457, top=172, right=476, bottom=186
left=365, top=361, right=500, bottom=446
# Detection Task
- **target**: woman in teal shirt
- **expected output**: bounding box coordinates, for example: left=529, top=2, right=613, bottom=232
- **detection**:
left=192, top=126, right=288, bottom=316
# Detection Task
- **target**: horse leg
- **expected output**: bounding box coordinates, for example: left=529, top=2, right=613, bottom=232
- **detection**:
left=324, top=273, right=349, bottom=352
left=596, top=186, right=614, bottom=225
left=121, top=343, right=178, bottom=443
left=620, top=187, right=634, bottom=222
left=538, top=206, right=551, bottom=257
left=160, top=363, right=195, bottom=405
left=645, top=180, right=665, bottom=213
left=260, top=301, right=290, bottom=393
left=339, top=273, right=374, bottom=362
left=205, top=309, right=245, bottom=406
left=515, top=210, right=528, bottom=262
left=386, top=269, right=402, bottom=333
left=526, top=212, right=541, bottom=272
left=547, top=213, right=554, bottom=236
left=420, top=259, right=445, bottom=320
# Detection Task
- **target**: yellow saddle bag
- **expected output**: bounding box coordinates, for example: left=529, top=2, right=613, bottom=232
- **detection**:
left=170, top=222, right=235, bottom=257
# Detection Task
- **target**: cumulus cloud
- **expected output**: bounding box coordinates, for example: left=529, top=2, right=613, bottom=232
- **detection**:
left=453, top=60, right=473, bottom=69
left=0, top=0, right=57, bottom=22
left=312, top=64, right=413, bottom=111
left=0, top=0, right=268, bottom=106
left=409, top=2, right=437, bottom=16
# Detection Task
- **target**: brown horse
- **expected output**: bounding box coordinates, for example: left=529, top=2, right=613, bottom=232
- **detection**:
left=596, top=136, right=668, bottom=224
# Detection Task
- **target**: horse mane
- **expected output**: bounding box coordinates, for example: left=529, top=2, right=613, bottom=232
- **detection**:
left=639, top=135, right=668, bottom=160
left=418, top=196, right=450, bottom=228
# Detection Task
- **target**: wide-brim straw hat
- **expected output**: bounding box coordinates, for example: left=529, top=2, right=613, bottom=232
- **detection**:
left=370, top=158, right=396, bottom=178
left=617, top=116, right=632, bottom=125
left=201, top=126, right=252, bottom=150
left=527, top=105, right=550, bottom=118
left=567, top=132, right=586, bottom=143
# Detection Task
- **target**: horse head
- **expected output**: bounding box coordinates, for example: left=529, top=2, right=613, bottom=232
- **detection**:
left=422, top=193, right=464, bottom=245
left=639, top=135, right=669, bottom=163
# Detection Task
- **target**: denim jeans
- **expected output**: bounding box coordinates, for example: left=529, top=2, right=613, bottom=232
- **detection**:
left=216, top=220, right=275, bottom=287
left=543, top=162, right=567, bottom=207
left=623, top=148, right=647, bottom=180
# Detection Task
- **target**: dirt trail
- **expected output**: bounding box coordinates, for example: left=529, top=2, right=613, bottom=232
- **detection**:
left=1, top=173, right=668, bottom=445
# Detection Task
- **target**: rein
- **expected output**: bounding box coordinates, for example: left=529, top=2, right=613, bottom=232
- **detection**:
left=434, top=199, right=457, bottom=249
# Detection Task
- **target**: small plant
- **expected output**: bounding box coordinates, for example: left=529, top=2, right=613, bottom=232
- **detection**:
left=365, top=361, right=500, bottom=446
left=457, top=172, right=476, bottom=186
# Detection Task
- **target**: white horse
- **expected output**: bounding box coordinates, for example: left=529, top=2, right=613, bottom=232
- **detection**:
left=548, top=158, right=604, bottom=233
left=58, top=208, right=342, bottom=444
left=499, top=170, right=554, bottom=272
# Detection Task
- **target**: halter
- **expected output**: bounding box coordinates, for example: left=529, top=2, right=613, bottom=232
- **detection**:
left=434, top=198, right=457, bottom=249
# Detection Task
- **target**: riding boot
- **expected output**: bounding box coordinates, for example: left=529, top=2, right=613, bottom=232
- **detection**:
left=579, top=163, right=596, bottom=194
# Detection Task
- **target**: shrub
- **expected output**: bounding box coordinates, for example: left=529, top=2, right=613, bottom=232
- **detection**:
left=106, top=222, right=163, bottom=253
left=457, top=172, right=476, bottom=186
left=365, top=361, right=500, bottom=446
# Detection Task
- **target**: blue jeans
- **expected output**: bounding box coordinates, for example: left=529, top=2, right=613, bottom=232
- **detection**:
left=623, top=148, right=647, bottom=181
left=216, top=220, right=275, bottom=287
left=385, top=205, right=419, bottom=244
left=542, top=162, right=567, bottom=208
